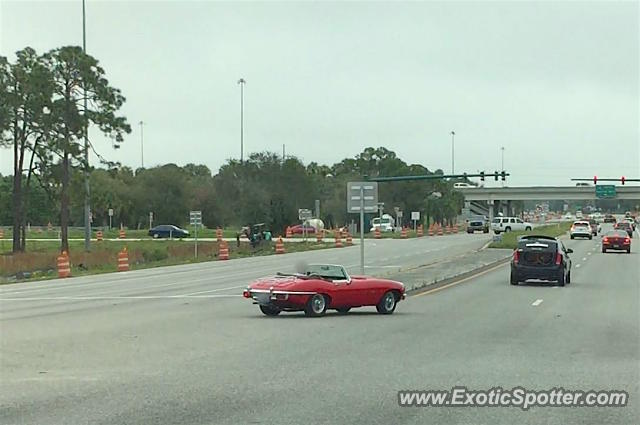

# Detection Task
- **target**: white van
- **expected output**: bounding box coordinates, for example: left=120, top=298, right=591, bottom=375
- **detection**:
left=491, top=217, right=533, bottom=234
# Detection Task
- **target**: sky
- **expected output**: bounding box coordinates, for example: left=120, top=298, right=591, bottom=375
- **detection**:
left=1, top=0, right=639, bottom=187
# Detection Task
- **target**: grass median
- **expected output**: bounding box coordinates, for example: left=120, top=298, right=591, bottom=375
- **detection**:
left=0, top=239, right=333, bottom=284
left=488, top=222, right=573, bottom=249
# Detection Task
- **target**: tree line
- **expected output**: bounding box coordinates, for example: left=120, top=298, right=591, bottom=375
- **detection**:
left=1, top=46, right=464, bottom=254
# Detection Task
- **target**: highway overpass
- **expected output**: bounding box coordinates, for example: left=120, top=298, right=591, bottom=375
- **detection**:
left=457, top=185, right=640, bottom=201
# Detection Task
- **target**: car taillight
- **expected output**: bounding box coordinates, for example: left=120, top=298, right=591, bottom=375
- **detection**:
left=555, top=252, right=562, bottom=265
left=242, top=290, right=251, bottom=298
left=512, top=250, right=520, bottom=264
left=602, top=237, right=609, bottom=243
left=624, top=238, right=631, bottom=244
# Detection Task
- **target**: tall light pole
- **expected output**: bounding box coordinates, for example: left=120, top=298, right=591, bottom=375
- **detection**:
left=500, top=146, right=505, bottom=187
left=450, top=131, right=455, bottom=174
left=238, top=78, right=246, bottom=163
left=139, top=121, right=144, bottom=168
left=82, top=0, right=91, bottom=251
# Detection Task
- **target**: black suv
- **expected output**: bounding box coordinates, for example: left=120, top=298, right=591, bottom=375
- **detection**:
left=466, top=215, right=489, bottom=233
left=510, top=235, right=573, bottom=286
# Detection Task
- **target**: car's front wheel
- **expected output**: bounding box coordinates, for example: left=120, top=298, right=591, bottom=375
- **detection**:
left=376, top=291, right=397, bottom=314
left=152, top=233, right=159, bottom=239
left=602, top=248, right=607, bottom=253
left=305, top=294, right=328, bottom=317
left=525, top=226, right=532, bottom=231
left=504, top=227, right=512, bottom=233
left=259, top=305, right=281, bottom=316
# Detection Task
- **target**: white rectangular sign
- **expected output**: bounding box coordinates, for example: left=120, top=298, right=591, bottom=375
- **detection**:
left=411, top=211, right=420, bottom=220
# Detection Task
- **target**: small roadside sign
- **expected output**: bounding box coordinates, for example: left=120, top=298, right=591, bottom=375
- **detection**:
left=108, top=208, right=114, bottom=217
left=411, top=211, right=420, bottom=221
left=189, top=211, right=202, bottom=259
left=298, top=208, right=313, bottom=221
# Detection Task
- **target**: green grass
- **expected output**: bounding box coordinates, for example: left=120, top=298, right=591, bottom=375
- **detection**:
left=488, top=222, right=573, bottom=249
left=0, top=239, right=333, bottom=283
left=0, top=226, right=243, bottom=240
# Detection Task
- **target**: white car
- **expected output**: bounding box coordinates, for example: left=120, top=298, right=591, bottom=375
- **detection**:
left=570, top=221, right=592, bottom=240
left=491, top=217, right=533, bottom=234
left=370, top=216, right=394, bottom=233
left=453, top=182, right=474, bottom=188
left=575, top=211, right=583, bottom=219
left=563, top=213, right=573, bottom=220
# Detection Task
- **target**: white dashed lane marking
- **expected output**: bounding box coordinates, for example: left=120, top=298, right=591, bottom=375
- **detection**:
left=532, top=299, right=544, bottom=307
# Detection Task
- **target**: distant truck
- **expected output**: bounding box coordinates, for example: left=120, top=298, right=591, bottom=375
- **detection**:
left=370, top=214, right=394, bottom=232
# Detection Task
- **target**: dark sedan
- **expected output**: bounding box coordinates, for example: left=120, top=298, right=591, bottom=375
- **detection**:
left=149, top=225, right=190, bottom=239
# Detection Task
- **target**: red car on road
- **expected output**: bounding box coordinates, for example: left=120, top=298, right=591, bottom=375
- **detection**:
left=243, top=264, right=405, bottom=317
left=602, top=230, right=631, bottom=254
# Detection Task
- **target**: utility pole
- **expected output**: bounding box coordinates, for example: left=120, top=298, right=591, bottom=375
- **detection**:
left=237, top=78, right=246, bottom=163
left=82, top=0, right=91, bottom=252
left=450, top=131, right=455, bottom=174
left=139, top=121, right=144, bottom=168
left=282, top=144, right=285, bottom=163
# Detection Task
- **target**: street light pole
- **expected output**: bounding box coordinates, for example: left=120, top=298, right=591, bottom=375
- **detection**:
left=139, top=121, right=144, bottom=168
left=450, top=131, right=455, bottom=174
left=82, top=0, right=91, bottom=252
left=238, top=78, right=246, bottom=163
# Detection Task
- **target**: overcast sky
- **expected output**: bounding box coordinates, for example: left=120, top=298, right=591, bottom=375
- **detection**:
left=1, top=0, right=639, bottom=186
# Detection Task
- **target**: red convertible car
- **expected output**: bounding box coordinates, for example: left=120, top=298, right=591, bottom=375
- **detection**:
left=243, top=264, right=405, bottom=317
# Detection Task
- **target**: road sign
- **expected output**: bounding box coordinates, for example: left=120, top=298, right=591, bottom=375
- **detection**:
left=347, top=182, right=378, bottom=213
left=189, top=210, right=202, bottom=225
left=347, top=181, right=379, bottom=276
left=595, top=185, right=616, bottom=199
left=298, top=208, right=313, bottom=221
left=108, top=208, right=114, bottom=217
left=397, top=210, right=403, bottom=218
left=411, top=211, right=420, bottom=221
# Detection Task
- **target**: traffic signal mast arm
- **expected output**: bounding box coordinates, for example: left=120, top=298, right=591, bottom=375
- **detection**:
left=572, top=177, right=638, bottom=185
left=366, top=171, right=509, bottom=182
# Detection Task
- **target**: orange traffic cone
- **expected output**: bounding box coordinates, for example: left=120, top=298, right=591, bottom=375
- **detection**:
left=401, top=228, right=408, bottom=239
left=119, top=229, right=126, bottom=239
left=437, top=225, right=444, bottom=236
left=417, top=225, right=424, bottom=237
left=335, top=230, right=343, bottom=248
left=117, top=248, right=129, bottom=272
left=0, top=228, right=4, bottom=239
left=216, top=227, right=223, bottom=242
left=374, top=227, right=381, bottom=239
left=219, top=240, right=229, bottom=260
left=316, top=229, right=323, bottom=243
left=346, top=233, right=353, bottom=246
left=428, top=224, right=435, bottom=236
left=96, top=230, right=103, bottom=241
left=275, top=237, right=285, bottom=254
left=285, top=227, right=293, bottom=238
left=48, top=221, right=53, bottom=232
left=57, top=251, right=71, bottom=278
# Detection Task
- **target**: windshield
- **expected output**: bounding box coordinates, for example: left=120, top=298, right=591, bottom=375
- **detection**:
left=304, top=264, right=348, bottom=280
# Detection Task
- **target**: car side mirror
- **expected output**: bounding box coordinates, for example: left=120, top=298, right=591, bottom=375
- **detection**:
left=566, top=248, right=573, bottom=254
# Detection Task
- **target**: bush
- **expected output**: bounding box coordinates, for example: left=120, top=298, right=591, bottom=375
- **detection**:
left=142, top=248, right=168, bottom=262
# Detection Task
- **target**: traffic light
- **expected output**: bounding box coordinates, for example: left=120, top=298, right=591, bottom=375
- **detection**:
left=480, top=171, right=485, bottom=181
left=621, top=176, right=626, bottom=185
left=501, top=171, right=506, bottom=181
left=494, top=171, right=499, bottom=181
left=593, top=175, right=597, bottom=184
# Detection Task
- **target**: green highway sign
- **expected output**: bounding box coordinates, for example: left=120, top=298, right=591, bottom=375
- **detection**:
left=595, top=185, right=616, bottom=199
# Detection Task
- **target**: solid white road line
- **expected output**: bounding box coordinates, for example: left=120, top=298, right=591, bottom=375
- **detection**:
left=0, top=294, right=241, bottom=301
left=531, top=299, right=543, bottom=307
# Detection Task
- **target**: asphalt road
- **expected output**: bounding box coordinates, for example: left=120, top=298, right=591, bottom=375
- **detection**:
left=1, top=229, right=638, bottom=424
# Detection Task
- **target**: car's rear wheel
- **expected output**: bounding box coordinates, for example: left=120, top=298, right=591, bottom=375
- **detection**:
left=336, top=307, right=351, bottom=314
left=259, top=305, right=281, bottom=316
left=558, top=267, right=565, bottom=287
left=152, top=233, right=159, bottom=239
left=305, top=294, right=328, bottom=317
left=570, top=235, right=575, bottom=239
left=566, top=270, right=571, bottom=284
left=602, top=248, right=606, bottom=253
left=627, top=249, right=631, bottom=254
left=376, top=291, right=397, bottom=314
left=504, top=227, right=512, bottom=233
left=510, top=271, right=518, bottom=286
